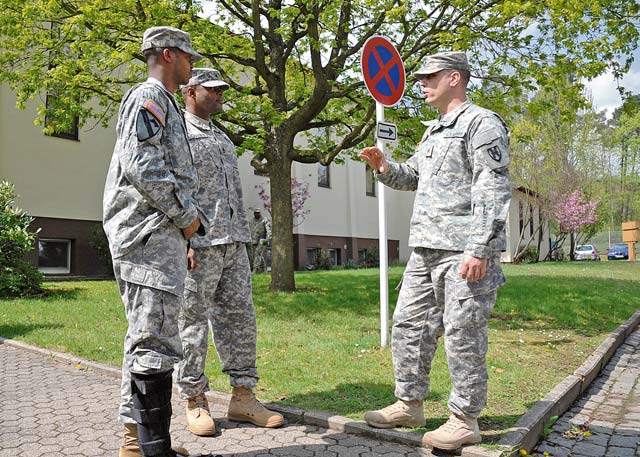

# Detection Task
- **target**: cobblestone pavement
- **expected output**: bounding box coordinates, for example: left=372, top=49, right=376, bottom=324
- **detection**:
left=531, top=327, right=640, bottom=457
left=0, top=343, right=434, bottom=457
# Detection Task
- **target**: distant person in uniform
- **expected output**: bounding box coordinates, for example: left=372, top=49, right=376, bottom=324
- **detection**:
left=248, top=208, right=271, bottom=274
left=103, top=26, right=208, bottom=457
left=176, top=68, right=284, bottom=438
left=359, top=51, right=512, bottom=451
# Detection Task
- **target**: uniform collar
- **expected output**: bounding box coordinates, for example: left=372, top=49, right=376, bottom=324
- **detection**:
left=146, top=77, right=169, bottom=93
left=184, top=110, right=212, bottom=130
left=436, top=99, right=472, bottom=128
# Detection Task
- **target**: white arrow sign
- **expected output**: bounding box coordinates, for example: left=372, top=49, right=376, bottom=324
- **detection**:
left=376, top=121, right=397, bottom=142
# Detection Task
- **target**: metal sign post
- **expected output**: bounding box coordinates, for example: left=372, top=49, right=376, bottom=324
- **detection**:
left=361, top=36, right=405, bottom=347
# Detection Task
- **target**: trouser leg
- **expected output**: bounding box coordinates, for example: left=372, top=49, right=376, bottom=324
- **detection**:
left=115, top=263, right=183, bottom=423
left=442, top=255, right=502, bottom=418
left=392, top=248, right=446, bottom=401
left=210, top=242, right=258, bottom=388
left=176, top=246, right=223, bottom=399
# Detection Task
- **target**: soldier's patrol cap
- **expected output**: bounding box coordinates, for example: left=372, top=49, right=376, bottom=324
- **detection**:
left=141, top=26, right=202, bottom=61
left=413, top=51, right=469, bottom=79
left=183, top=68, right=230, bottom=90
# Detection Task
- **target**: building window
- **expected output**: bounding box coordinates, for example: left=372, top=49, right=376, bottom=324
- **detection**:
left=327, top=248, right=341, bottom=266
left=38, top=239, right=71, bottom=274
left=317, top=164, right=330, bottom=188
left=529, top=205, right=535, bottom=237
left=306, top=247, right=320, bottom=267
left=45, top=93, right=79, bottom=140
left=45, top=22, right=79, bottom=140
left=518, top=201, right=524, bottom=235
left=365, top=165, right=376, bottom=196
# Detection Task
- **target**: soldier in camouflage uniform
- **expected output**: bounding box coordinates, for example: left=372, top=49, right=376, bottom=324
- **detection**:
left=248, top=208, right=271, bottom=273
left=176, top=68, right=284, bottom=437
left=103, top=26, right=210, bottom=457
left=359, top=52, right=511, bottom=451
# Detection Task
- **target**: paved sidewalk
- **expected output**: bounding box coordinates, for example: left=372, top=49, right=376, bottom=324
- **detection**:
left=0, top=342, right=432, bottom=457
left=530, top=326, right=640, bottom=457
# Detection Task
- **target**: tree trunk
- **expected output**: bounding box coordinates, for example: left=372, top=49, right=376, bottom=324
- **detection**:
left=269, top=153, right=296, bottom=291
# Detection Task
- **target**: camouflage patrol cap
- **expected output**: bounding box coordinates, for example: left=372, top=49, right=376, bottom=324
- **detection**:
left=141, top=26, right=202, bottom=61
left=183, top=68, right=230, bottom=89
left=414, top=51, right=469, bottom=78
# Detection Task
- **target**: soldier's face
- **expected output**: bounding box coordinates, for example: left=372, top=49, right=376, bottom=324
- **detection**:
left=191, top=85, right=224, bottom=116
left=419, top=70, right=452, bottom=110
left=173, top=49, right=195, bottom=86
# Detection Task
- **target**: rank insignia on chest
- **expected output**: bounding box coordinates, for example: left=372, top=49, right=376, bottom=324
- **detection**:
left=417, top=141, right=433, bottom=158
left=136, top=99, right=165, bottom=142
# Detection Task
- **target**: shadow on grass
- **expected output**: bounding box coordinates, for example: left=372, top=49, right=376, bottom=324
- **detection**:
left=0, top=323, right=64, bottom=339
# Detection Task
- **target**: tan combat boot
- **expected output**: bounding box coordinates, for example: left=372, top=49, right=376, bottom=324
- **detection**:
left=119, top=423, right=191, bottom=457
left=227, top=386, right=284, bottom=428
left=186, top=393, right=216, bottom=436
left=422, top=413, right=482, bottom=450
left=364, top=399, right=426, bottom=429
left=119, top=423, right=141, bottom=457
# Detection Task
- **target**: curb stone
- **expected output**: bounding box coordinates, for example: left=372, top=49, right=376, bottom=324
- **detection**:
left=3, top=309, right=639, bottom=456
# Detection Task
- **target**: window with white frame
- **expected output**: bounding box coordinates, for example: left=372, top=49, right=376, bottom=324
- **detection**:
left=38, top=239, right=71, bottom=274
left=365, top=164, right=376, bottom=196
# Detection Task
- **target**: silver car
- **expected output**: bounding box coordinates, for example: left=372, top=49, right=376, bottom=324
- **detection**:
left=574, top=244, right=600, bottom=261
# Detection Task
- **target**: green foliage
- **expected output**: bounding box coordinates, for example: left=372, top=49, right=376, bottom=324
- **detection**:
left=88, top=226, right=113, bottom=274
left=0, top=181, right=42, bottom=297
left=314, top=250, right=334, bottom=271
left=362, top=246, right=380, bottom=268
left=515, top=246, right=539, bottom=264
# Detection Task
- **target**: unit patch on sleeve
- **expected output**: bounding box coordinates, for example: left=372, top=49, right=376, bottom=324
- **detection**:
left=136, top=99, right=166, bottom=142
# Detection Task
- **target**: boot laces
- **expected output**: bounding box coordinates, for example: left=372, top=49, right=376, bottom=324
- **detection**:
left=441, top=415, right=468, bottom=433
left=382, top=400, right=410, bottom=414
left=191, top=394, right=209, bottom=412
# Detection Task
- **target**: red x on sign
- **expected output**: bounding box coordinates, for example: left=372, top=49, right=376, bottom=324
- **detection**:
left=361, top=36, right=406, bottom=107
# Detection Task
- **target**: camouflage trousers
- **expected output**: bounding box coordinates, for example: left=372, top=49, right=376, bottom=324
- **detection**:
left=176, top=242, right=258, bottom=399
left=115, top=263, right=184, bottom=424
left=249, top=242, right=268, bottom=274
left=392, top=248, right=504, bottom=419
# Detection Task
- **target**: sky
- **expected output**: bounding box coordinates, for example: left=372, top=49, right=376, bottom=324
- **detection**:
left=582, top=48, right=640, bottom=118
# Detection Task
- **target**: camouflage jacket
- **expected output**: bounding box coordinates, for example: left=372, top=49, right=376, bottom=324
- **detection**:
left=377, top=100, right=512, bottom=258
left=183, top=111, right=251, bottom=248
left=103, top=78, right=199, bottom=294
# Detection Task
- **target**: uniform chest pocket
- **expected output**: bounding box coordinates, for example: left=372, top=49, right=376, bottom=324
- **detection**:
left=432, top=134, right=467, bottom=176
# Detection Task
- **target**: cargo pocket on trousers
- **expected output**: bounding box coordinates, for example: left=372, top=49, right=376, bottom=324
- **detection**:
left=445, top=273, right=497, bottom=329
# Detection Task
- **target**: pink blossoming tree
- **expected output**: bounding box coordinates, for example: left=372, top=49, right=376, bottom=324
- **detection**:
left=256, top=178, right=310, bottom=228
left=554, top=189, right=600, bottom=259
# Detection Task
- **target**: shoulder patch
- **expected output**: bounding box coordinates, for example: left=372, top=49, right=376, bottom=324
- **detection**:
left=143, top=99, right=166, bottom=126
left=478, top=138, right=509, bottom=170
left=136, top=109, right=162, bottom=142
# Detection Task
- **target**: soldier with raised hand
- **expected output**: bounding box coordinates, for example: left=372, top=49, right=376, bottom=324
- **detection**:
left=176, top=68, right=284, bottom=438
left=359, top=51, right=512, bottom=451
left=103, top=26, right=210, bottom=457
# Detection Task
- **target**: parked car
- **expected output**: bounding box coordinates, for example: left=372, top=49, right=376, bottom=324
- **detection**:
left=607, top=243, right=629, bottom=260
left=574, top=244, right=600, bottom=261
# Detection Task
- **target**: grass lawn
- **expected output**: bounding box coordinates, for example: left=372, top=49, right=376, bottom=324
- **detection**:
left=1, top=261, right=638, bottom=443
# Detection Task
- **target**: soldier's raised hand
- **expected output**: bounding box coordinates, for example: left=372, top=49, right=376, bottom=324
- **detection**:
left=359, top=146, right=388, bottom=173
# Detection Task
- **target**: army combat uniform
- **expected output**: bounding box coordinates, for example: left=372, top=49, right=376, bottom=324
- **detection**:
left=377, top=99, right=511, bottom=419
left=176, top=110, right=258, bottom=398
left=104, top=74, right=200, bottom=429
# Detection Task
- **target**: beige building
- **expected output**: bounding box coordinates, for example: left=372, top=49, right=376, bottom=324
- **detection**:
left=2, top=83, right=542, bottom=278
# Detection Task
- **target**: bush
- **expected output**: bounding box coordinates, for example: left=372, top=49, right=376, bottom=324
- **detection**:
left=363, top=246, right=379, bottom=268
left=315, top=250, right=334, bottom=270
left=516, top=246, right=539, bottom=264
left=0, top=181, right=43, bottom=297
left=88, top=225, right=113, bottom=273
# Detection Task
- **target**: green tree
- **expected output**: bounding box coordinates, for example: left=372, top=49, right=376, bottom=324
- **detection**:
left=1, top=0, right=638, bottom=289
left=0, top=181, right=43, bottom=297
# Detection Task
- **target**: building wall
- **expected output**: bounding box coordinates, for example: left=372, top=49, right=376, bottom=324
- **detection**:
left=502, top=189, right=551, bottom=263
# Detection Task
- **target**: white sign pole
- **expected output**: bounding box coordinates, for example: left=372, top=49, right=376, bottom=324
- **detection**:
left=376, top=102, right=389, bottom=348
